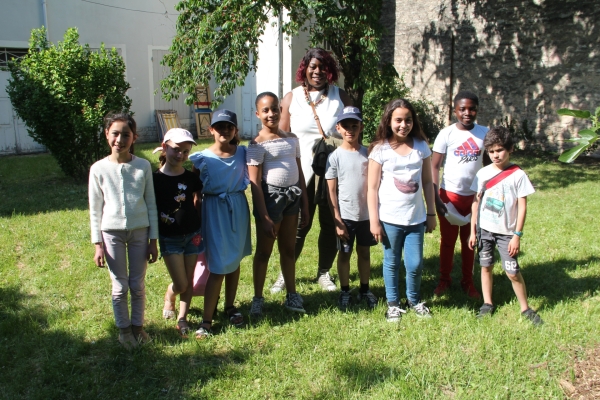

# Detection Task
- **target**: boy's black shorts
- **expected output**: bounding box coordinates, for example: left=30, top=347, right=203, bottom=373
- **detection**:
left=337, top=219, right=377, bottom=253
left=478, top=228, right=520, bottom=274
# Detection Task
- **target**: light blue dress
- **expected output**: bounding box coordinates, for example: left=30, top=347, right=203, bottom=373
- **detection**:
left=189, top=146, right=252, bottom=274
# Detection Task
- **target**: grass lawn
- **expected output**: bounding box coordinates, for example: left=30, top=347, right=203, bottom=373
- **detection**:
left=0, top=142, right=599, bottom=399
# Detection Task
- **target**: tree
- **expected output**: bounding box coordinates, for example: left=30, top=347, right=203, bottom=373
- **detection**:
left=557, top=107, right=600, bottom=163
left=7, top=27, right=132, bottom=181
left=160, top=0, right=388, bottom=109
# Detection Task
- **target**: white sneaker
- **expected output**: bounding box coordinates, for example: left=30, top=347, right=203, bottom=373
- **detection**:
left=270, top=272, right=286, bottom=294
left=317, top=270, right=336, bottom=291
left=408, top=301, right=432, bottom=318
left=385, top=305, right=406, bottom=322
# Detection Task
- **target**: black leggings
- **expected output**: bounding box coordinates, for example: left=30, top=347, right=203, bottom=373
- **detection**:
left=295, top=177, right=337, bottom=275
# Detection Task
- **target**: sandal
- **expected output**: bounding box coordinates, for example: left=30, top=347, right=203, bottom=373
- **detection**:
left=163, top=288, right=176, bottom=319
left=176, top=319, right=191, bottom=337
left=163, top=298, right=176, bottom=319
left=195, top=322, right=212, bottom=339
left=225, top=306, right=244, bottom=327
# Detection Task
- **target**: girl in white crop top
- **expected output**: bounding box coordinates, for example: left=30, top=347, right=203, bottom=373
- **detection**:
left=246, top=92, right=309, bottom=315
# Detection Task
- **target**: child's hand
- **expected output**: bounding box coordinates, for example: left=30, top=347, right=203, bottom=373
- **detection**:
left=147, top=239, right=158, bottom=264
left=299, top=207, right=309, bottom=229
left=370, top=222, right=385, bottom=244
left=262, top=217, right=277, bottom=239
left=335, top=224, right=349, bottom=242
left=468, top=233, right=476, bottom=250
left=93, top=243, right=105, bottom=268
left=435, top=194, right=448, bottom=216
left=508, top=235, right=520, bottom=257
left=425, top=215, right=437, bottom=233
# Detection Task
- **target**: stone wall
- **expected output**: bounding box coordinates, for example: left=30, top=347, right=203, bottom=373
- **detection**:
left=380, top=0, right=600, bottom=151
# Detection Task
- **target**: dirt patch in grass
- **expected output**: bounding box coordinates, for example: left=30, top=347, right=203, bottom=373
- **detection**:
left=561, top=345, right=600, bottom=399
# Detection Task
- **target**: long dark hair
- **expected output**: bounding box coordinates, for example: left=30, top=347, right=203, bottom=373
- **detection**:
left=369, top=99, right=427, bottom=153
left=104, top=112, right=137, bottom=154
left=294, top=48, right=339, bottom=85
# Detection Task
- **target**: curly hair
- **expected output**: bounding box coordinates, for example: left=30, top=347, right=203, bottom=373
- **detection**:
left=484, top=126, right=514, bottom=150
left=453, top=90, right=479, bottom=107
left=369, top=99, right=427, bottom=153
left=295, top=48, right=339, bottom=85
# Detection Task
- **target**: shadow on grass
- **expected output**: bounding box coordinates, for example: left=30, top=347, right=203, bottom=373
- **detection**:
left=0, top=285, right=254, bottom=399
left=512, top=151, right=600, bottom=191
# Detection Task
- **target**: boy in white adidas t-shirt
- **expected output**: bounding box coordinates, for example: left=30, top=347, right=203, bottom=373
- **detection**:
left=432, top=91, right=488, bottom=298
left=468, top=126, right=542, bottom=325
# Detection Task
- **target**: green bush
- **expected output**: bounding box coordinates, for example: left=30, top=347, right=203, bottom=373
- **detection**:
left=361, top=66, right=444, bottom=144
left=7, top=27, right=132, bottom=181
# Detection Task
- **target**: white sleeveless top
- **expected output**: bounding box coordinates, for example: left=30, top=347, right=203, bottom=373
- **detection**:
left=289, top=85, right=344, bottom=185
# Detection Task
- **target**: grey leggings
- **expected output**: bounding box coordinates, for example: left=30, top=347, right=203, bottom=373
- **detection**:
left=102, top=228, right=149, bottom=328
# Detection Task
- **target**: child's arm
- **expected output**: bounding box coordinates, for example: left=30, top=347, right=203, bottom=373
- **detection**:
left=468, top=194, right=481, bottom=250
left=508, top=196, right=527, bottom=257
left=248, top=163, right=276, bottom=238
left=88, top=167, right=105, bottom=267
left=367, top=159, right=384, bottom=243
left=296, top=158, right=310, bottom=229
left=144, top=163, right=159, bottom=264
left=431, top=152, right=448, bottom=215
left=422, top=155, right=437, bottom=233
left=326, top=178, right=349, bottom=242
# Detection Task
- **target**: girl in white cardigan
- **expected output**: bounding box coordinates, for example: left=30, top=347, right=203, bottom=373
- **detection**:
left=88, top=112, right=158, bottom=350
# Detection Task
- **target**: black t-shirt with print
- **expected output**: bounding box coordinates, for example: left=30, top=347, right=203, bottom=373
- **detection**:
left=153, top=169, right=202, bottom=237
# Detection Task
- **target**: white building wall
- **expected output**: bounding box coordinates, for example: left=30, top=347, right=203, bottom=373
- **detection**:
left=0, top=1, right=310, bottom=151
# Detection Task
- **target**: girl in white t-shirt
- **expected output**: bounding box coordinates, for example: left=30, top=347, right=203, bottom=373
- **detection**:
left=367, top=99, right=437, bottom=322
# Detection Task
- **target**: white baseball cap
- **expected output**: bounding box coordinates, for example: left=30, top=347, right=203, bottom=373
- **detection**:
left=153, top=128, right=196, bottom=153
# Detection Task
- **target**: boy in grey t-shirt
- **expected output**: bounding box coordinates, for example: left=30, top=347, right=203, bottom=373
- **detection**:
left=325, top=107, right=378, bottom=311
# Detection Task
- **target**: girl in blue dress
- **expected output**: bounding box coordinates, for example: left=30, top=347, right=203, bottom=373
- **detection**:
left=190, top=110, right=251, bottom=338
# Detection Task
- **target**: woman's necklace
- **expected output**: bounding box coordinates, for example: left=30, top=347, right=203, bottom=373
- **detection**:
left=302, top=83, right=328, bottom=107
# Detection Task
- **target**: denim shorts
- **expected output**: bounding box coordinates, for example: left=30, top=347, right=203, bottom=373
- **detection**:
left=158, top=229, right=204, bottom=256
left=253, top=182, right=301, bottom=224
left=337, top=219, right=377, bottom=253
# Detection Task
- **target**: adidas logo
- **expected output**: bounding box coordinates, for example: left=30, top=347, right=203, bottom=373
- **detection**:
left=454, top=137, right=481, bottom=157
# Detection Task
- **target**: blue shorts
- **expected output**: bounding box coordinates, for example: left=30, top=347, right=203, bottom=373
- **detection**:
left=337, top=219, right=377, bottom=253
left=158, top=229, right=204, bottom=256
left=253, top=182, right=301, bottom=224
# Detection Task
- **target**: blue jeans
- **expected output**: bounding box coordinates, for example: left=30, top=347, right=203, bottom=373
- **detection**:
left=381, top=221, right=425, bottom=305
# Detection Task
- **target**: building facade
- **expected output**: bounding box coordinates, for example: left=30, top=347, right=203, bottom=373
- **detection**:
left=380, top=0, right=600, bottom=150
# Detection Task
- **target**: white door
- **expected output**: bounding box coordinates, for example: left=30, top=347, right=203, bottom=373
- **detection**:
left=152, top=49, right=192, bottom=125
left=0, top=70, right=45, bottom=154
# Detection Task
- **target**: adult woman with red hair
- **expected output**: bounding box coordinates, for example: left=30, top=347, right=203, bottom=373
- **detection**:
left=270, top=48, right=352, bottom=293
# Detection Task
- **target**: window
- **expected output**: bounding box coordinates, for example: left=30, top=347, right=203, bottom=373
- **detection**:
left=0, top=48, right=29, bottom=67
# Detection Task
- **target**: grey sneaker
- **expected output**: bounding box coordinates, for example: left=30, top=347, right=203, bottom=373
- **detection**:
left=317, top=270, right=336, bottom=291
left=521, top=308, right=543, bottom=326
left=408, top=301, right=432, bottom=318
left=270, top=272, right=286, bottom=294
left=385, top=305, right=406, bottom=322
left=338, top=291, right=352, bottom=311
left=249, top=296, right=265, bottom=318
left=357, top=290, right=378, bottom=309
left=476, top=303, right=496, bottom=319
left=118, top=326, right=139, bottom=350
left=284, top=293, right=305, bottom=313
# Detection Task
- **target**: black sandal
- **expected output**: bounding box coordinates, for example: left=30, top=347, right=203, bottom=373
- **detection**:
left=225, top=306, right=244, bottom=327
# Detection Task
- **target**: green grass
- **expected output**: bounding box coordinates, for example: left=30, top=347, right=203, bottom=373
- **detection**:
left=1, top=144, right=599, bottom=399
